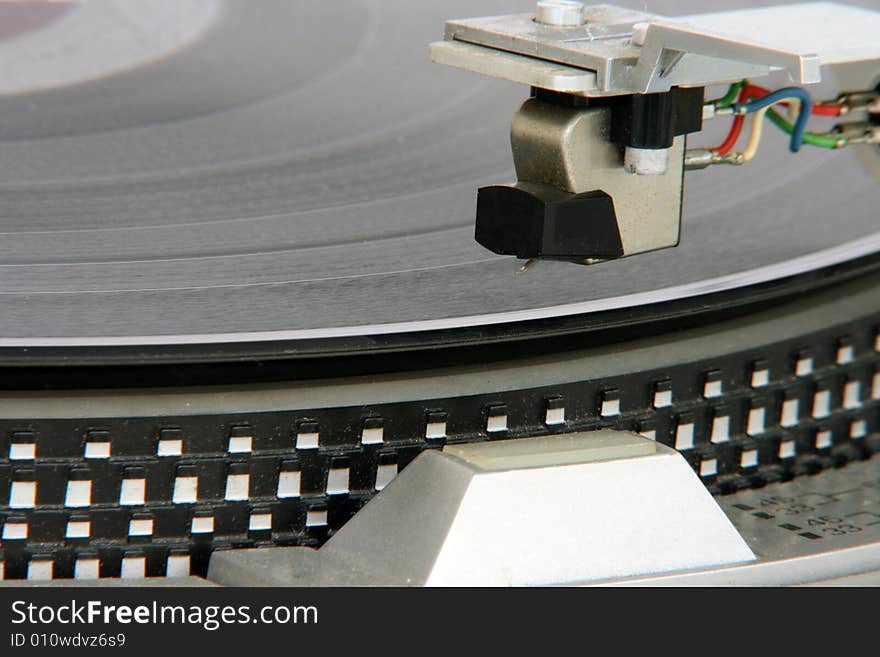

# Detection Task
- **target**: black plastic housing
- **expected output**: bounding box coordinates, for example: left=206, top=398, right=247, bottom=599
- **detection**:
left=609, top=86, right=705, bottom=149
left=475, top=184, right=623, bottom=259
left=533, top=86, right=705, bottom=149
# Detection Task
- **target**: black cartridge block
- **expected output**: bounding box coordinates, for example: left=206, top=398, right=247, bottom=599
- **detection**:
left=475, top=183, right=623, bottom=259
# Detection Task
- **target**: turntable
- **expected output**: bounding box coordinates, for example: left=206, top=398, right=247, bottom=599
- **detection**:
left=2, top=0, right=880, bottom=586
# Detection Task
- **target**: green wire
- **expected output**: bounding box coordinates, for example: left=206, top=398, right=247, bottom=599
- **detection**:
left=764, top=108, right=843, bottom=149
left=713, top=81, right=743, bottom=108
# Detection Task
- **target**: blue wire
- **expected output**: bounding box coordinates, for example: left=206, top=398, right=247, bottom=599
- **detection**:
left=733, top=87, right=814, bottom=153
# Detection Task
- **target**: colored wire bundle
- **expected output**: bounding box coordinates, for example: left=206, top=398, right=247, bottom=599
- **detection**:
left=733, top=87, right=814, bottom=152
left=710, top=82, right=846, bottom=157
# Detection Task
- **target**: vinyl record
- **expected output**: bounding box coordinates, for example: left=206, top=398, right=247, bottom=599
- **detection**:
left=0, top=0, right=877, bottom=364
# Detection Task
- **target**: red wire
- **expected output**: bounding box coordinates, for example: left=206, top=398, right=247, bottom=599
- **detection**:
left=714, top=115, right=745, bottom=156
left=712, top=83, right=844, bottom=154
left=811, top=104, right=845, bottom=116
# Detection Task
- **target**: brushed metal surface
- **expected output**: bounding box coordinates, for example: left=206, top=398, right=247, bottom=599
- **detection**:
left=0, top=0, right=877, bottom=347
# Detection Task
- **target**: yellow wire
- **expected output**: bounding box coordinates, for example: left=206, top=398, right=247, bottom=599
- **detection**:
left=742, top=106, right=769, bottom=161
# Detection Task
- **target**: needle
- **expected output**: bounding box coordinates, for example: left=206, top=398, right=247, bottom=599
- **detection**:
left=515, top=258, right=538, bottom=275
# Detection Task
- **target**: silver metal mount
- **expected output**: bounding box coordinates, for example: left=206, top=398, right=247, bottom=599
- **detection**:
left=430, top=3, right=880, bottom=97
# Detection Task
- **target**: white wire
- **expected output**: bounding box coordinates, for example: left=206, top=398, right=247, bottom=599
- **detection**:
left=742, top=106, right=768, bottom=161
left=742, top=98, right=799, bottom=162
